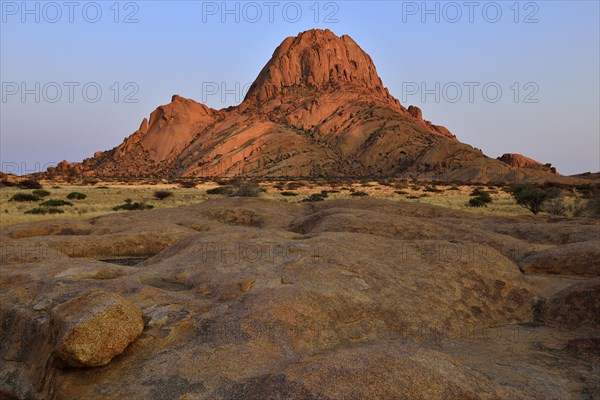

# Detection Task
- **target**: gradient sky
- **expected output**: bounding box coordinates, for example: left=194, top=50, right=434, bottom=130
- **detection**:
left=1, top=0, right=599, bottom=175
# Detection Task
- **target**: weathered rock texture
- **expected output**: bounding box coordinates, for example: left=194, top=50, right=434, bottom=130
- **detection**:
left=51, top=290, right=144, bottom=367
left=1, top=198, right=599, bottom=399
left=45, top=29, right=570, bottom=183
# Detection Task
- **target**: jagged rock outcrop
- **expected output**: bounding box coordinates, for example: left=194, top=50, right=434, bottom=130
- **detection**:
left=47, top=29, right=568, bottom=182
left=498, top=153, right=559, bottom=175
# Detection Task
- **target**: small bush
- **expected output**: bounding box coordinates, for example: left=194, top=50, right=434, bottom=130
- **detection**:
left=542, top=198, right=568, bottom=216
left=32, top=189, right=51, bottom=198
left=469, top=188, right=492, bottom=205
left=206, top=186, right=234, bottom=195
left=66, top=192, right=87, bottom=200
left=406, top=195, right=420, bottom=199
left=468, top=197, right=488, bottom=208
left=40, top=199, right=73, bottom=207
left=424, top=186, right=443, bottom=193
left=280, top=191, right=298, bottom=197
left=395, top=190, right=409, bottom=195
left=449, top=186, right=460, bottom=191
left=301, top=194, right=326, bottom=202
left=153, top=190, right=173, bottom=200
left=179, top=181, right=197, bottom=189
left=286, top=181, right=308, bottom=190
left=585, top=190, right=600, bottom=218
left=0, top=179, right=17, bottom=187
left=18, top=179, right=42, bottom=189
left=231, top=182, right=261, bottom=197
left=351, top=191, right=369, bottom=197
left=113, top=199, right=154, bottom=211
left=9, top=193, right=39, bottom=202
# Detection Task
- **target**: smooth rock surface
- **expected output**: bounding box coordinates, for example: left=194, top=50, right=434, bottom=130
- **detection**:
left=1, top=198, right=599, bottom=399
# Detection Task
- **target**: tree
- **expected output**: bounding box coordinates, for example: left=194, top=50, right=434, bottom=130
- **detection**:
left=508, top=184, right=549, bottom=215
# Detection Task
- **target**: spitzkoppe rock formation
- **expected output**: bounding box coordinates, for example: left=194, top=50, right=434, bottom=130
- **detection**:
left=47, top=29, right=565, bottom=183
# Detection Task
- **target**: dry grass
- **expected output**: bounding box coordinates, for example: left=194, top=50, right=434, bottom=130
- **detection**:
left=0, top=180, right=539, bottom=227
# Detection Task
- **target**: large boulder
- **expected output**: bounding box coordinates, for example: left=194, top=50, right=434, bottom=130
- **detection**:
left=540, top=279, right=600, bottom=330
left=51, top=290, right=144, bottom=367
left=519, top=240, right=600, bottom=277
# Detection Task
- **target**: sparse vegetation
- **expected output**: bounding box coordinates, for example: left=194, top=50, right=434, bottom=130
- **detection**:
left=25, top=207, right=64, bottom=215
left=395, top=190, right=409, bottom=195
left=351, top=191, right=369, bottom=197
left=280, top=191, right=298, bottom=197
left=153, top=190, right=173, bottom=201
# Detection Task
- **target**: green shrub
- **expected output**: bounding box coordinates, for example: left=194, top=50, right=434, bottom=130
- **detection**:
left=18, top=179, right=42, bottom=189
left=351, top=191, right=369, bottom=197
left=153, top=190, right=173, bottom=200
left=280, top=191, right=298, bottom=197
left=301, top=194, right=326, bottom=202
left=67, top=192, right=87, bottom=200
left=206, top=186, right=234, bottom=195
left=113, top=199, right=154, bottom=211
left=32, top=189, right=51, bottom=198
left=40, top=199, right=73, bottom=207
left=424, top=186, right=443, bottom=193
left=508, top=184, right=549, bottom=215
left=468, top=197, right=488, bottom=208
left=9, top=193, right=40, bottom=202
left=469, top=188, right=492, bottom=205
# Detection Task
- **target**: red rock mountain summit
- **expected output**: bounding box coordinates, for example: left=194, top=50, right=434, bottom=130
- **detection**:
left=49, top=29, right=559, bottom=182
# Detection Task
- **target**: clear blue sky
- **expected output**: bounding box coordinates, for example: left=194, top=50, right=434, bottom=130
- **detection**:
left=1, top=0, right=598, bottom=175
